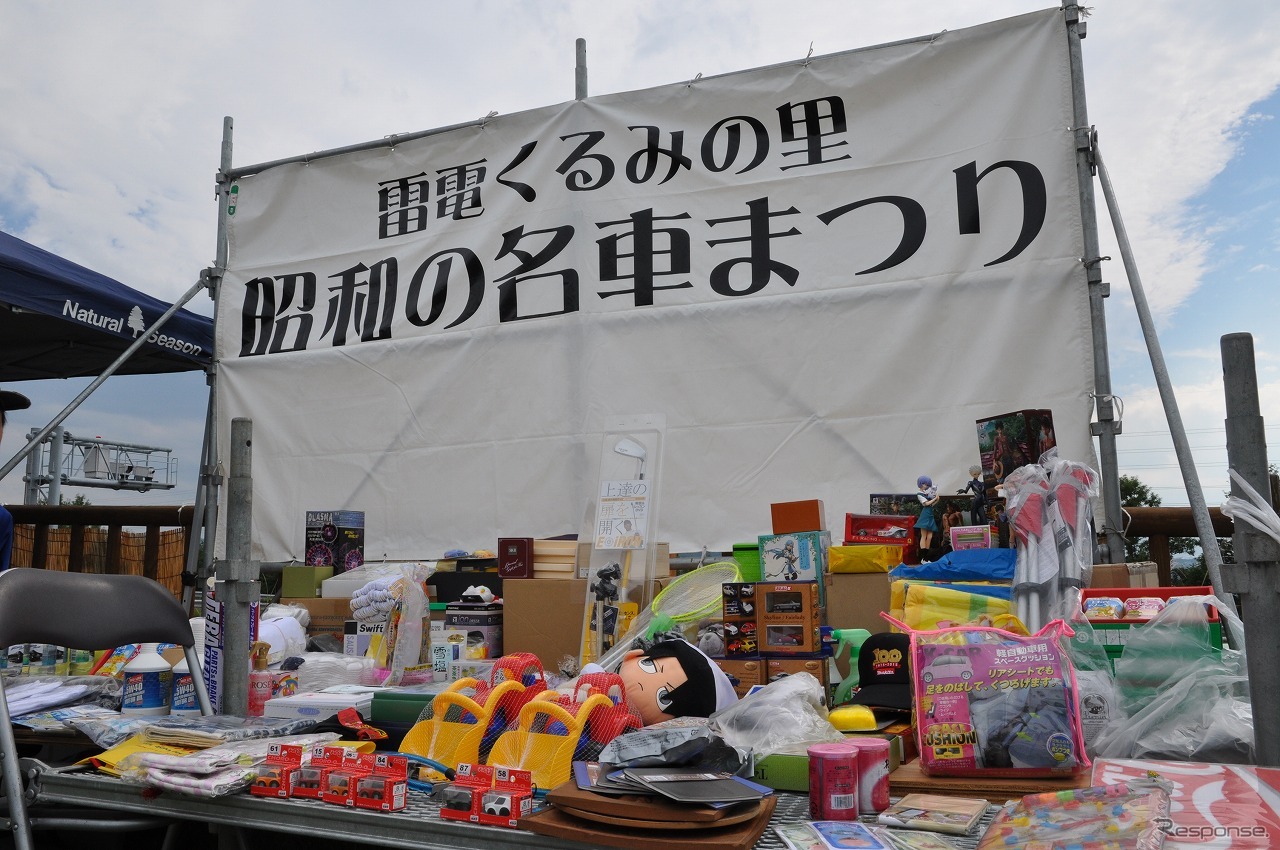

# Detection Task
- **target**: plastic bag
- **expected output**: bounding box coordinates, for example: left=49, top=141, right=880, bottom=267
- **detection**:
left=710, top=672, right=842, bottom=759
left=1091, top=595, right=1253, bottom=763
left=898, top=617, right=1090, bottom=778
left=978, top=777, right=1171, bottom=850
left=1055, top=588, right=1122, bottom=753
left=383, top=563, right=433, bottom=686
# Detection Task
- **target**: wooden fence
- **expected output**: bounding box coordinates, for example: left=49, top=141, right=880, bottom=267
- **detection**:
left=7, top=505, right=196, bottom=601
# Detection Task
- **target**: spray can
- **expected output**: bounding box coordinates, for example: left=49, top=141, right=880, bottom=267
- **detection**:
left=170, top=656, right=200, bottom=716
left=121, top=643, right=173, bottom=716
left=247, top=641, right=272, bottom=717
left=807, top=741, right=860, bottom=820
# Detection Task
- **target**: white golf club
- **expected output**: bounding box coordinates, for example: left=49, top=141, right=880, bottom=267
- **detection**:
left=613, top=436, right=647, bottom=480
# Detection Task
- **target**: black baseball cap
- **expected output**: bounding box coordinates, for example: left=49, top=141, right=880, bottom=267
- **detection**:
left=847, top=632, right=912, bottom=712
left=0, top=389, right=31, bottom=412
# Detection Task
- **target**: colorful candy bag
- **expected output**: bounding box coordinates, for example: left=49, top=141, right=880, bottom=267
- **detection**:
left=894, top=617, right=1090, bottom=778
left=976, top=778, right=1172, bottom=850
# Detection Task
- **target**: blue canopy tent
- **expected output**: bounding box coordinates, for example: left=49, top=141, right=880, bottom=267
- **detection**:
left=0, top=230, right=220, bottom=608
left=0, top=230, right=213, bottom=382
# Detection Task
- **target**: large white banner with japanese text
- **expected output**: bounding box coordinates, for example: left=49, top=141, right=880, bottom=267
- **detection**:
left=217, top=8, right=1097, bottom=560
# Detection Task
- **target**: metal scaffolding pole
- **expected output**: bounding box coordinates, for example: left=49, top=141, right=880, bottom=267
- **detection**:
left=215, top=418, right=258, bottom=717
left=1062, top=2, right=1126, bottom=562
left=1220, top=333, right=1279, bottom=765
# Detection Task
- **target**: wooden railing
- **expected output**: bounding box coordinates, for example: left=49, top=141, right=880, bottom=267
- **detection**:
left=1122, top=474, right=1278, bottom=584
left=6, top=505, right=196, bottom=599
left=1121, top=506, right=1232, bottom=585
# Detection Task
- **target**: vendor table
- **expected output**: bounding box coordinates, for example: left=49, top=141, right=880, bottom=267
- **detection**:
left=30, top=766, right=994, bottom=850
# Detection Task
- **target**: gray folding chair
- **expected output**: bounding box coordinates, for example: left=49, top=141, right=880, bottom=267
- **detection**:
left=0, top=569, right=213, bottom=850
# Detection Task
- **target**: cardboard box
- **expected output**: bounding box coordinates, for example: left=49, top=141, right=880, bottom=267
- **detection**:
left=575, top=541, right=672, bottom=580
left=770, top=499, right=826, bottom=535
left=758, top=531, right=829, bottom=585
left=500, top=578, right=587, bottom=674
left=765, top=656, right=827, bottom=688
left=305, top=510, right=366, bottom=573
left=845, top=512, right=916, bottom=563
left=343, top=620, right=383, bottom=657
left=948, top=525, right=991, bottom=551
left=758, top=583, right=824, bottom=655
left=1088, top=563, right=1131, bottom=588
left=713, top=658, right=764, bottom=698
left=722, top=582, right=759, bottom=658
left=280, top=597, right=356, bottom=640
left=826, top=573, right=893, bottom=633
left=282, top=564, right=334, bottom=598
left=264, top=691, right=373, bottom=719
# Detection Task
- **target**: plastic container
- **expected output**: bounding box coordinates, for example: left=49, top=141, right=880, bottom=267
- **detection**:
left=847, top=737, right=892, bottom=813
left=807, top=741, right=860, bottom=820
left=247, top=641, right=272, bottom=717
left=121, top=643, right=173, bottom=716
left=170, top=656, right=200, bottom=716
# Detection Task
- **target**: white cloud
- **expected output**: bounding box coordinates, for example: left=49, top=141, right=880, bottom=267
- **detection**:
left=4, top=1, right=1280, bottom=506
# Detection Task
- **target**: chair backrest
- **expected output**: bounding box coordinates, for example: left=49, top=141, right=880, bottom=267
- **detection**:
left=0, top=568, right=194, bottom=650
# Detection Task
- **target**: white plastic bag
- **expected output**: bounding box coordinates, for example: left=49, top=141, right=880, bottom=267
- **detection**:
left=710, top=672, right=842, bottom=759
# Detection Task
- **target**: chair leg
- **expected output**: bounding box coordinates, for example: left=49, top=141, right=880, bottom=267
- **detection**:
left=0, top=679, right=36, bottom=850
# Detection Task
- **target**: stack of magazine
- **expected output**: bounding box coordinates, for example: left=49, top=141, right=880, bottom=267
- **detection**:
left=774, top=794, right=990, bottom=850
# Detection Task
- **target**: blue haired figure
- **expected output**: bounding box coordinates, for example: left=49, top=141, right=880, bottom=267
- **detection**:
left=915, top=475, right=941, bottom=557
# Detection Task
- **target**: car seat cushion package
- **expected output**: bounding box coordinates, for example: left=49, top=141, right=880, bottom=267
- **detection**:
left=895, top=617, right=1090, bottom=778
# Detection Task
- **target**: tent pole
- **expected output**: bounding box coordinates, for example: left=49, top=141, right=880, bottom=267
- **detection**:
left=0, top=275, right=212, bottom=483
left=181, top=377, right=218, bottom=614
left=1062, top=2, right=1126, bottom=564
left=1092, top=142, right=1237, bottom=619
left=184, top=117, right=236, bottom=611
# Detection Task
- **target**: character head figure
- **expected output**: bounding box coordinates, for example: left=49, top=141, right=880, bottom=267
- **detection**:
left=969, top=465, right=981, bottom=479
left=616, top=638, right=737, bottom=726
left=917, top=475, right=937, bottom=499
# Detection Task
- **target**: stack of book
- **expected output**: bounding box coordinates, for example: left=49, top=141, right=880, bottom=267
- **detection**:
left=532, top=539, right=578, bottom=578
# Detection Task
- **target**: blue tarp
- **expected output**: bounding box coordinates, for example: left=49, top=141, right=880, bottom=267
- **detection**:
left=0, top=230, right=213, bottom=382
left=889, top=548, right=1017, bottom=582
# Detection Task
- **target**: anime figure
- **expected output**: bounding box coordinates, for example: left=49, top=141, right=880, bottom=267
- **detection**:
left=580, top=638, right=739, bottom=726
left=915, top=475, right=941, bottom=557
left=764, top=538, right=800, bottom=580
left=941, top=503, right=964, bottom=553
left=957, top=465, right=990, bottom=526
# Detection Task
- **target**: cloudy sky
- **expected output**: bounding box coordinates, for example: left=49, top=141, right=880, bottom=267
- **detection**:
left=2, top=1, right=1279, bottom=512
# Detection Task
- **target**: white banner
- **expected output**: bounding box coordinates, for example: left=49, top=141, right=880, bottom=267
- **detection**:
left=217, top=9, right=1097, bottom=560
